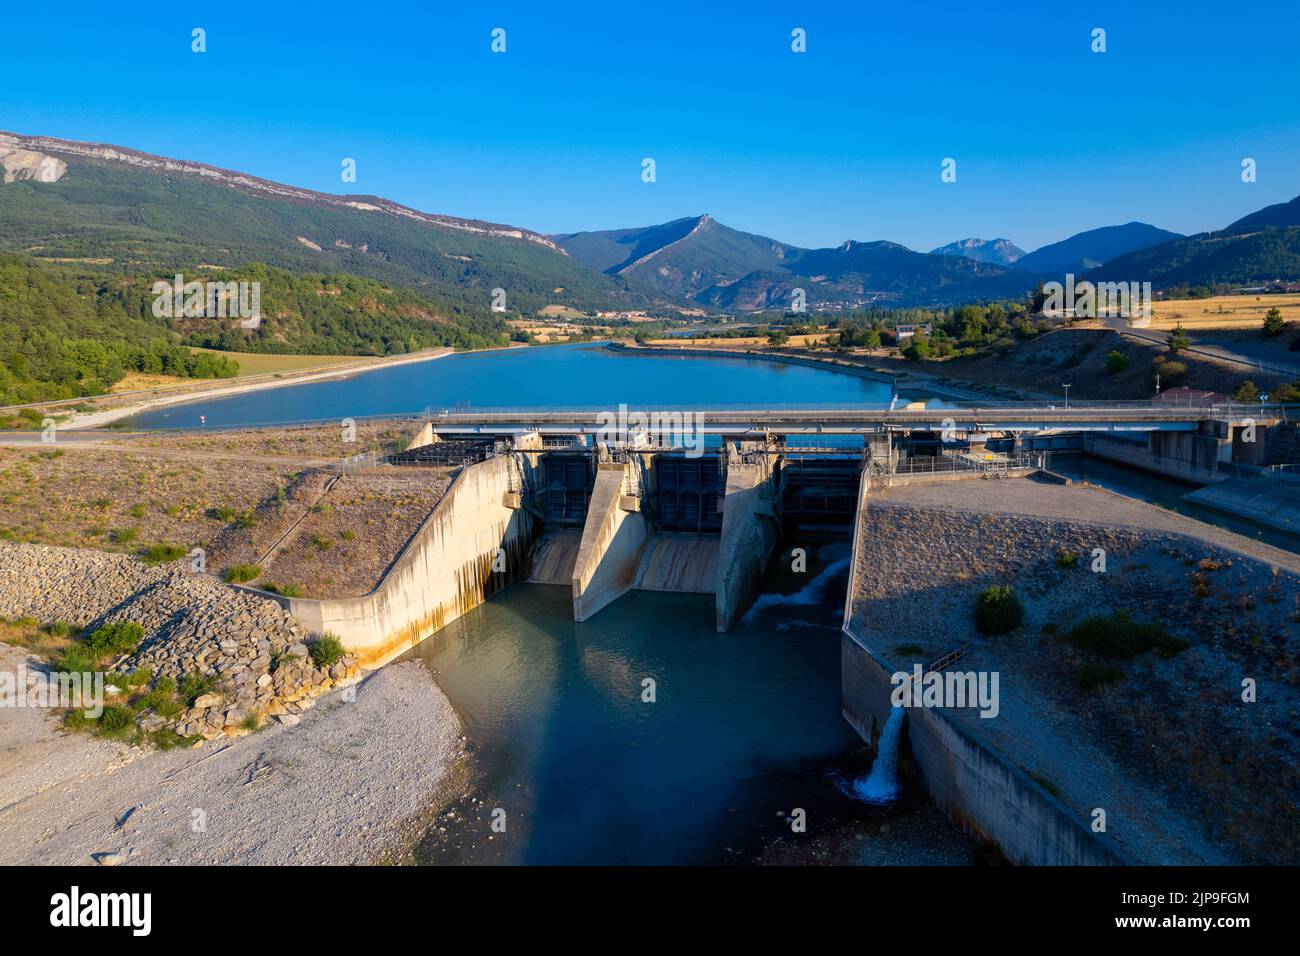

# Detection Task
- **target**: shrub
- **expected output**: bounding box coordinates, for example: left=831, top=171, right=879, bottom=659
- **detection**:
left=52, top=641, right=100, bottom=673
left=1056, top=551, right=1077, bottom=568
left=207, top=505, right=237, bottom=522
left=41, top=620, right=73, bottom=637
left=234, top=511, right=258, bottom=529
left=135, top=686, right=182, bottom=718
left=180, top=672, right=217, bottom=706
left=974, top=586, right=1024, bottom=635
left=110, top=527, right=138, bottom=545
left=1166, top=324, right=1190, bottom=352
left=96, top=705, right=135, bottom=738
left=149, top=728, right=182, bottom=750
left=1105, top=350, right=1130, bottom=374
left=312, top=535, right=333, bottom=552
left=1064, top=611, right=1188, bottom=660
left=261, top=583, right=302, bottom=598
left=240, top=712, right=262, bottom=731
left=1076, top=661, right=1125, bottom=690
left=139, top=543, right=186, bottom=565
left=222, top=564, right=262, bottom=584
left=894, top=643, right=926, bottom=656
left=340, top=529, right=355, bottom=542
left=122, top=667, right=153, bottom=688
left=1155, top=359, right=1187, bottom=385
left=127, top=503, right=147, bottom=518
left=63, top=709, right=89, bottom=731
left=84, top=621, right=145, bottom=657
left=310, top=633, right=346, bottom=669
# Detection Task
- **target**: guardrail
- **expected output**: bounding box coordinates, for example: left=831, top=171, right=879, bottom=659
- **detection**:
left=423, top=400, right=1295, bottom=415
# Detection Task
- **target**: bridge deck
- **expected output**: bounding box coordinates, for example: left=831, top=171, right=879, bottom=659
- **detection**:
left=424, top=402, right=1273, bottom=435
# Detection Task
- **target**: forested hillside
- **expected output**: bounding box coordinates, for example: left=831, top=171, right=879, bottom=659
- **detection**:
left=0, top=256, right=237, bottom=404
left=0, top=256, right=511, bottom=404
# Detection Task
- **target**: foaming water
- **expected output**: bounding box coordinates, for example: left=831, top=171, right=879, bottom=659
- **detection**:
left=851, top=708, right=905, bottom=805
left=743, top=558, right=851, bottom=622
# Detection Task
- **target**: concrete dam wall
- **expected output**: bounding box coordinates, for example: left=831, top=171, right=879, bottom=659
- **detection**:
left=252, top=454, right=537, bottom=668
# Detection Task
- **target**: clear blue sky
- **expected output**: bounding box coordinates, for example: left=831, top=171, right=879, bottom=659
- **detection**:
left=2, top=0, right=1297, bottom=252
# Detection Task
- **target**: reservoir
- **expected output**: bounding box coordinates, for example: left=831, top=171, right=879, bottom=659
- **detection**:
left=123, top=342, right=901, bottom=430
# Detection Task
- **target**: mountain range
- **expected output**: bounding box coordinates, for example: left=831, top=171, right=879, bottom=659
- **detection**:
left=553, top=217, right=1037, bottom=309
left=2, top=129, right=1300, bottom=323
left=929, top=238, right=1025, bottom=265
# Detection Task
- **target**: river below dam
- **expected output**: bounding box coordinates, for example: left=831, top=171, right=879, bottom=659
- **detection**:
left=400, top=544, right=973, bottom=866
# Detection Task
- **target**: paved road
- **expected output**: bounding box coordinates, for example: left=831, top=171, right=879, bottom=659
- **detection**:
left=1121, top=328, right=1300, bottom=379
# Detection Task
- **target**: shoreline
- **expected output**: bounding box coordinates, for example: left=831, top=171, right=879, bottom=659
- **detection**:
left=610, top=342, right=1022, bottom=402
left=61, top=347, right=461, bottom=430
left=0, top=646, right=465, bottom=865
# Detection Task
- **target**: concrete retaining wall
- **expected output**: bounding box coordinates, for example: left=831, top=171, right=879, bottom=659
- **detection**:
left=571, top=461, right=650, bottom=621
left=1083, top=428, right=1229, bottom=485
left=841, top=470, right=1128, bottom=865
left=251, top=454, right=536, bottom=668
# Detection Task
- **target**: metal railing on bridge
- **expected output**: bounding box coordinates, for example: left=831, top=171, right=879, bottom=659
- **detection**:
left=869, top=449, right=1045, bottom=478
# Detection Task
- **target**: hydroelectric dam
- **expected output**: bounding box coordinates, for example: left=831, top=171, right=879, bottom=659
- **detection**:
left=238, top=399, right=1292, bottom=865
left=241, top=398, right=1285, bottom=666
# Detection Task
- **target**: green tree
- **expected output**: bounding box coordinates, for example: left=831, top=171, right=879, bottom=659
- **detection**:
left=1105, top=350, right=1130, bottom=374
left=1263, top=307, right=1285, bottom=337
left=902, top=331, right=931, bottom=360
left=1167, top=324, right=1191, bottom=352
left=1233, top=380, right=1259, bottom=402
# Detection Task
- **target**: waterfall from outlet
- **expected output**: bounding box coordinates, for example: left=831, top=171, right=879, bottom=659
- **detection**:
left=743, top=558, right=851, bottom=621
left=853, top=707, right=904, bottom=804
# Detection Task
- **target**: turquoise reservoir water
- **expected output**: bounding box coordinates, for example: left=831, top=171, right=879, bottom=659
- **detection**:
left=123, top=343, right=899, bottom=430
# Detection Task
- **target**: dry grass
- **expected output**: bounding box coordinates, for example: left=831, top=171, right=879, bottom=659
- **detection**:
left=129, top=421, right=419, bottom=460
left=208, top=467, right=452, bottom=598
left=188, top=348, right=364, bottom=377
left=1150, top=293, right=1300, bottom=330
left=0, top=617, right=77, bottom=658
left=0, top=445, right=296, bottom=554
left=110, top=372, right=190, bottom=392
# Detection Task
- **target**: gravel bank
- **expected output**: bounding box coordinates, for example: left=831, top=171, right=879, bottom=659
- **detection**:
left=0, top=646, right=461, bottom=865
left=851, top=476, right=1300, bottom=864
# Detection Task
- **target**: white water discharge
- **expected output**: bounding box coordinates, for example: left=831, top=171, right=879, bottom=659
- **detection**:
left=853, top=707, right=905, bottom=805
left=743, top=558, right=851, bottom=621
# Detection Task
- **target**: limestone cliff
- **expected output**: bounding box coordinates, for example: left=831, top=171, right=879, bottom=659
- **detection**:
left=0, top=134, right=67, bottom=184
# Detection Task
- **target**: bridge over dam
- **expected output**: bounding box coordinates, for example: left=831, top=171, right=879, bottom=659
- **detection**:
left=251, top=400, right=1293, bottom=670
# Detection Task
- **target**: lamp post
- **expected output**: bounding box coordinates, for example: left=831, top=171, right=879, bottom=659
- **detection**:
left=1062, top=383, right=1071, bottom=409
